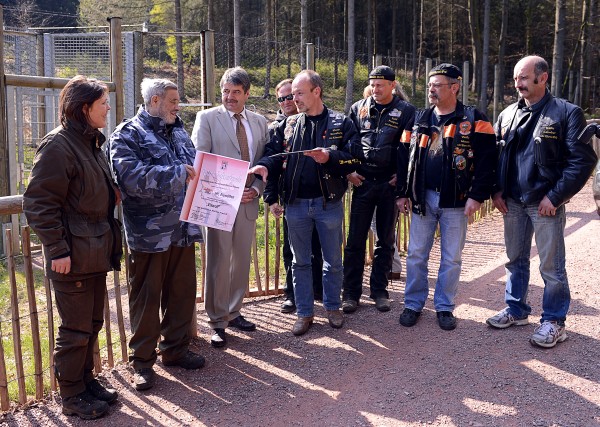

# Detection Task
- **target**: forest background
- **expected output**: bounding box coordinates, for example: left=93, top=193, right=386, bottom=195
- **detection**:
left=1, top=0, right=599, bottom=118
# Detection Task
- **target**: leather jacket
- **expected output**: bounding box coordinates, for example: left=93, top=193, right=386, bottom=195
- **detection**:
left=399, top=102, right=497, bottom=215
left=259, top=106, right=360, bottom=205
left=495, top=92, right=598, bottom=207
left=349, top=95, right=415, bottom=180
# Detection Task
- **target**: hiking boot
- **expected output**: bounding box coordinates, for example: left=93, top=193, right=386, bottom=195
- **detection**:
left=399, top=308, right=421, bottom=327
left=62, top=390, right=109, bottom=420
left=133, top=368, right=155, bottom=391
left=292, top=316, right=314, bottom=336
left=163, top=350, right=206, bottom=370
left=530, top=321, right=567, bottom=348
left=374, top=297, right=391, bottom=312
left=486, top=308, right=529, bottom=329
left=85, top=379, right=118, bottom=404
left=342, top=299, right=358, bottom=313
left=437, top=311, right=457, bottom=331
left=280, top=299, right=296, bottom=313
left=327, top=309, right=344, bottom=329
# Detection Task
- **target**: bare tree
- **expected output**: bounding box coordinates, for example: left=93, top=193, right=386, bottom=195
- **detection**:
left=411, top=0, right=417, bottom=98
left=233, top=0, right=241, bottom=66
left=300, top=0, right=307, bottom=69
left=551, top=0, right=566, bottom=97
left=478, top=0, right=490, bottom=112
left=367, top=0, right=373, bottom=69
left=468, top=0, right=483, bottom=95
left=175, top=0, right=185, bottom=101
left=344, top=0, right=355, bottom=114
left=264, top=0, right=273, bottom=98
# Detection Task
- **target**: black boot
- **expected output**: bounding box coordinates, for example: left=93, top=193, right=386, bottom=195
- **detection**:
left=62, top=390, right=109, bottom=419
left=86, top=378, right=118, bottom=403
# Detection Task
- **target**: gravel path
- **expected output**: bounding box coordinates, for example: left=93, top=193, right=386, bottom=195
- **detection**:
left=2, top=180, right=599, bottom=427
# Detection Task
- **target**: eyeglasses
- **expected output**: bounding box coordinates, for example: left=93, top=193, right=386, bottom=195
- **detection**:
left=427, top=82, right=455, bottom=89
left=277, top=94, right=294, bottom=103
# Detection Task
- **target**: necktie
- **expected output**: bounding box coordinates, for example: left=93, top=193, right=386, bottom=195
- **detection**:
left=234, top=113, right=250, bottom=162
left=234, top=113, right=253, bottom=187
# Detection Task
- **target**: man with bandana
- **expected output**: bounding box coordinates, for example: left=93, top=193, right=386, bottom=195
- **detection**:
left=342, top=65, right=415, bottom=314
left=396, top=63, right=496, bottom=330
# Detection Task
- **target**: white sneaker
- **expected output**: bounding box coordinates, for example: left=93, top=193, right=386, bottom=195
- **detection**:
left=530, top=321, right=567, bottom=348
left=486, top=308, right=529, bottom=329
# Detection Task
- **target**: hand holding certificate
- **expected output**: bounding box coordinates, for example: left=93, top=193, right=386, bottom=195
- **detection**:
left=180, top=152, right=250, bottom=232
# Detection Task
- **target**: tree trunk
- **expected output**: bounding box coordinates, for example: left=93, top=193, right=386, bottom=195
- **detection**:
left=207, top=0, right=214, bottom=29
left=497, top=0, right=508, bottom=111
left=233, top=0, right=241, bottom=66
left=391, top=0, right=397, bottom=66
left=264, top=0, right=273, bottom=98
left=411, top=0, right=417, bottom=97
left=417, top=0, right=424, bottom=77
left=478, top=0, right=490, bottom=112
left=300, top=0, right=308, bottom=69
left=468, top=0, right=483, bottom=95
left=174, top=0, right=185, bottom=101
left=367, top=0, right=373, bottom=69
left=551, top=0, right=566, bottom=97
left=344, top=0, right=355, bottom=114
left=579, top=0, right=591, bottom=110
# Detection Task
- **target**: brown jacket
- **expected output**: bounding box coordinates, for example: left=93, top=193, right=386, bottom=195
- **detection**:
left=23, top=121, right=122, bottom=281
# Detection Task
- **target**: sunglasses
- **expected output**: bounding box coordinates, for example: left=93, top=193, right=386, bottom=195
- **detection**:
left=277, top=94, right=294, bottom=103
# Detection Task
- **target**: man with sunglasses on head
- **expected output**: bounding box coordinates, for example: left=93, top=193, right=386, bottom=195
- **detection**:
left=396, top=63, right=496, bottom=331
left=264, top=79, right=324, bottom=314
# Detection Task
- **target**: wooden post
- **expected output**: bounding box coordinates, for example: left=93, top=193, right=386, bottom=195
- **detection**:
left=493, top=64, right=501, bottom=123
left=112, top=271, right=128, bottom=363
left=21, top=227, right=44, bottom=399
left=463, top=61, right=470, bottom=106
left=0, top=321, right=9, bottom=410
left=252, top=231, right=262, bottom=293
left=264, top=204, right=270, bottom=294
left=108, top=17, right=125, bottom=124
left=6, top=229, right=27, bottom=404
left=103, top=290, right=114, bottom=368
left=425, top=58, right=432, bottom=108
left=36, top=32, right=47, bottom=141
left=93, top=339, right=102, bottom=374
left=133, top=31, right=144, bottom=109
left=306, top=43, right=315, bottom=70
left=201, top=30, right=215, bottom=108
left=42, top=253, right=56, bottom=391
left=0, top=6, right=11, bottom=252
left=274, top=216, right=281, bottom=293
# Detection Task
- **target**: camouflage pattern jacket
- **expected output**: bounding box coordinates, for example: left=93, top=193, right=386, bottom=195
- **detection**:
left=108, top=107, right=202, bottom=252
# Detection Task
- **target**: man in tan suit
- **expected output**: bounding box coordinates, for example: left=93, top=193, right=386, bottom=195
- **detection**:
left=191, top=67, right=269, bottom=348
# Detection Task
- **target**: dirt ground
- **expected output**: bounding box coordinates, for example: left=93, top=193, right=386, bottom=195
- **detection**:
left=2, top=180, right=599, bottom=427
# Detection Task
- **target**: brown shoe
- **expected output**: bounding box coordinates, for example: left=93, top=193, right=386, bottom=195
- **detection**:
left=292, top=316, right=314, bottom=336
left=327, top=309, right=344, bottom=329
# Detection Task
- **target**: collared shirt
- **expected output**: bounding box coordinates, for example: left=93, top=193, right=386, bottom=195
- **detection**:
left=227, top=108, right=255, bottom=163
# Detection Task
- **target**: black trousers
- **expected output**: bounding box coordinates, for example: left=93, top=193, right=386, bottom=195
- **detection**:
left=343, top=180, right=396, bottom=301
left=128, top=245, right=197, bottom=369
left=282, top=215, right=323, bottom=301
left=53, top=274, right=106, bottom=398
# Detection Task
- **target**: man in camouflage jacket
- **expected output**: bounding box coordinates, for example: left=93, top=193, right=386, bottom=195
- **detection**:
left=108, top=79, right=204, bottom=391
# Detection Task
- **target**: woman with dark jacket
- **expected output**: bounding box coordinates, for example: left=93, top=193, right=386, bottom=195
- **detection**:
left=23, top=75, right=122, bottom=420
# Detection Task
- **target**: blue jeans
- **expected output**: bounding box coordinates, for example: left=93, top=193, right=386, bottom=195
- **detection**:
left=503, top=198, right=569, bottom=324
left=286, top=198, right=344, bottom=317
left=404, top=190, right=467, bottom=312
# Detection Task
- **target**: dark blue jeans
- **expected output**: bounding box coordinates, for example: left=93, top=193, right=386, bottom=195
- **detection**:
left=282, top=216, right=323, bottom=301
left=343, top=179, right=396, bottom=302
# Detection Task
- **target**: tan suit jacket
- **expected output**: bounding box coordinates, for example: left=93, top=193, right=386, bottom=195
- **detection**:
left=191, top=105, right=269, bottom=328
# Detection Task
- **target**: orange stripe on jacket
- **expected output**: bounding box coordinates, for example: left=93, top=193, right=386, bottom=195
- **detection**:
left=444, top=124, right=456, bottom=138
left=401, top=130, right=412, bottom=143
left=419, top=134, right=429, bottom=148
left=475, top=120, right=494, bottom=134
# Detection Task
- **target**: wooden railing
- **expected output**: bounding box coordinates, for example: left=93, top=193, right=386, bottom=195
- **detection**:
left=0, top=193, right=494, bottom=409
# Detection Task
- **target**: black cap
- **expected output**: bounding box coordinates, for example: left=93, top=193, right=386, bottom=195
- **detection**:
left=369, top=65, right=395, bottom=81
left=429, top=63, right=462, bottom=80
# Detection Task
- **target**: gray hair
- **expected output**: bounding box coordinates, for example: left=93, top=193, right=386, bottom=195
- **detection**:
left=220, top=67, right=251, bottom=93
left=140, top=78, right=178, bottom=105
